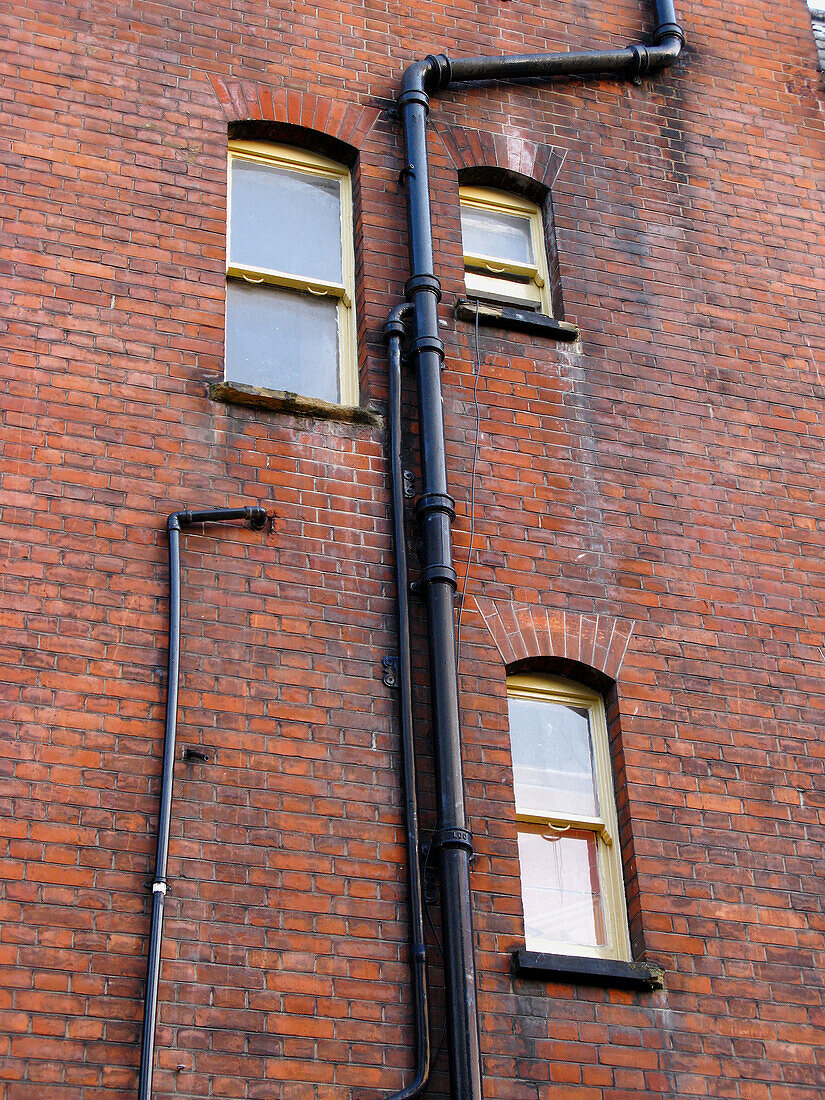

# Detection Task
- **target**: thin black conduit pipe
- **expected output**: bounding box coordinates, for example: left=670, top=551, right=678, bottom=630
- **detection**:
left=394, top=5, right=685, bottom=1100
left=381, top=302, right=431, bottom=1100
left=139, top=506, right=268, bottom=1100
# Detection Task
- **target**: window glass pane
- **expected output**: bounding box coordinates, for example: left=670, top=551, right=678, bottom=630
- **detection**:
left=517, top=825, right=606, bottom=951
left=508, top=697, right=598, bottom=817
left=229, top=158, right=343, bottom=283
left=460, top=205, right=534, bottom=265
left=225, top=281, right=339, bottom=403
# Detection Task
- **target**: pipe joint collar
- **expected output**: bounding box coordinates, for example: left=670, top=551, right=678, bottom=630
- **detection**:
left=628, top=43, right=650, bottom=78
left=415, top=491, right=456, bottom=521
left=411, top=334, right=445, bottom=360
left=424, top=53, right=451, bottom=90
left=418, top=562, right=458, bottom=588
left=433, top=826, right=474, bottom=856
left=405, top=273, right=442, bottom=301
left=653, top=22, right=685, bottom=47
left=398, top=85, right=430, bottom=113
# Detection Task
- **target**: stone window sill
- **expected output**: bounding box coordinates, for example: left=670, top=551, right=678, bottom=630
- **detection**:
left=455, top=299, right=580, bottom=341
left=210, top=380, right=383, bottom=428
left=512, top=949, right=664, bottom=990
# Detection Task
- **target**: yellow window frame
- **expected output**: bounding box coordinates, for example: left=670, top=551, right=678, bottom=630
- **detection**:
left=226, top=140, right=358, bottom=406
left=459, top=186, right=553, bottom=315
left=507, top=673, right=631, bottom=962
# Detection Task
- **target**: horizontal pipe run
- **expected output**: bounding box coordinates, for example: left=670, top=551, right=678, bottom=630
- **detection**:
left=448, top=46, right=637, bottom=83
left=169, top=506, right=268, bottom=531
left=444, top=36, right=683, bottom=86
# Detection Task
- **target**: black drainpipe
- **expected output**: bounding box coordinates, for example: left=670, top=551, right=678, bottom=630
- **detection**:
left=383, top=302, right=431, bottom=1100
left=394, top=4, right=685, bottom=1098
left=139, top=506, right=269, bottom=1100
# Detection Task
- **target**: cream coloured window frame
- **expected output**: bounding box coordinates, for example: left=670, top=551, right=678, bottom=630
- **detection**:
left=226, top=141, right=358, bottom=405
left=507, top=673, right=631, bottom=962
left=460, top=186, right=553, bottom=315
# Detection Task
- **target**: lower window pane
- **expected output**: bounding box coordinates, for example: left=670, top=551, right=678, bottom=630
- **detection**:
left=225, top=281, right=340, bottom=403
left=517, top=825, right=606, bottom=952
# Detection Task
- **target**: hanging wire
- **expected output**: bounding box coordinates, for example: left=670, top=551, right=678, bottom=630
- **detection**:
left=455, top=304, right=483, bottom=673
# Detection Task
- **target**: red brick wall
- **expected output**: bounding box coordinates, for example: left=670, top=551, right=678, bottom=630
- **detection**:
left=1, top=0, right=824, bottom=1097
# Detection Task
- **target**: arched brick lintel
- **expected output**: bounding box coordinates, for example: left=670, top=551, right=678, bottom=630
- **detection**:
left=207, top=75, right=380, bottom=156
left=474, top=597, right=635, bottom=682
left=434, top=123, right=565, bottom=192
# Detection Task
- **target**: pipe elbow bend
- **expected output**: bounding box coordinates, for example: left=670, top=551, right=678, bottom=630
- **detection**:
left=245, top=506, right=269, bottom=531
left=644, top=28, right=685, bottom=73
left=400, top=53, right=451, bottom=98
left=385, top=301, right=414, bottom=339
left=653, top=25, right=686, bottom=59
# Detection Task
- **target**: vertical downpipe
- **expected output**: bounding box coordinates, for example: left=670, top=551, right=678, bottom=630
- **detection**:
left=399, top=58, right=483, bottom=1100
left=138, top=516, right=182, bottom=1100
left=384, top=304, right=431, bottom=1100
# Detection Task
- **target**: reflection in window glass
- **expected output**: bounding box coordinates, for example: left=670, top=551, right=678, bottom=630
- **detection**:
left=229, top=159, right=342, bottom=282
left=508, top=697, right=598, bottom=818
left=459, top=187, right=552, bottom=314
left=518, top=826, right=606, bottom=950
left=460, top=205, right=534, bottom=265
left=506, top=675, right=630, bottom=961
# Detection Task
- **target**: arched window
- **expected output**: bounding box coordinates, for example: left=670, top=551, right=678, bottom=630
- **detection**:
left=459, top=186, right=553, bottom=315
left=507, top=673, right=631, bottom=961
left=225, top=141, right=357, bottom=405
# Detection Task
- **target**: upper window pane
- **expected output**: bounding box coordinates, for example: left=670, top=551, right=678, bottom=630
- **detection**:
left=229, top=157, right=343, bottom=283
left=460, top=204, right=534, bottom=265
left=508, top=695, right=598, bottom=818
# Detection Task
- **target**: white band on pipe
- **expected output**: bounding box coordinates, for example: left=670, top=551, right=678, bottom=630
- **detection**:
left=152, top=882, right=167, bottom=895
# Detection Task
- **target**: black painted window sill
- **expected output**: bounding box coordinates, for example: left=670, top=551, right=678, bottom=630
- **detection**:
left=513, top=949, right=664, bottom=990
left=210, top=380, right=383, bottom=428
left=455, top=299, right=580, bottom=341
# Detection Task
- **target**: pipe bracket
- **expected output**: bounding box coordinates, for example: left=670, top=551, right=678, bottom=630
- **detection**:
left=382, top=655, right=399, bottom=688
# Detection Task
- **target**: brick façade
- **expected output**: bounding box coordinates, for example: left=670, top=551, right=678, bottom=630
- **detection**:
left=0, top=1, right=824, bottom=1098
